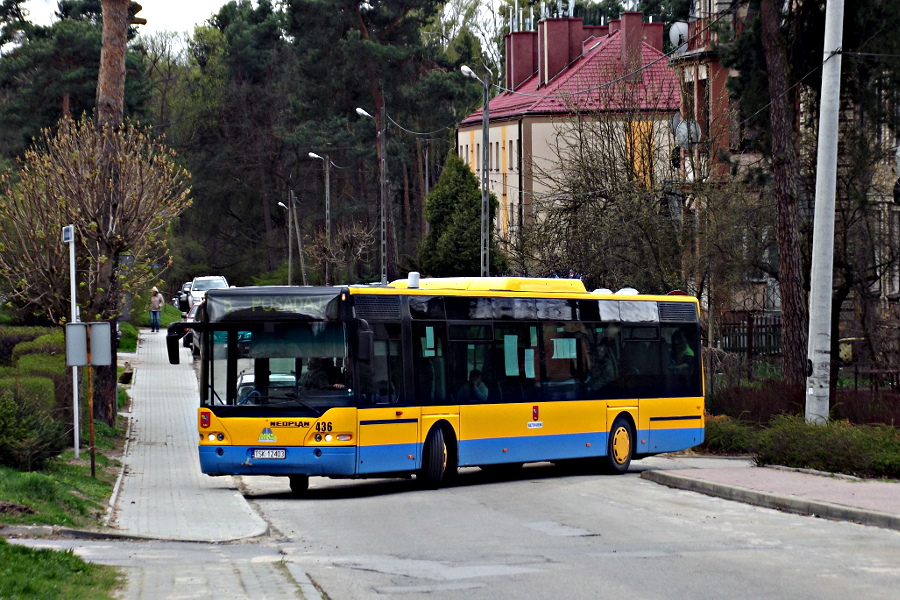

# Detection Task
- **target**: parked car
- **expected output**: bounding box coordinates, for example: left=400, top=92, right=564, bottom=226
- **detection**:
left=236, top=372, right=296, bottom=405
left=174, top=281, right=192, bottom=310
left=186, top=275, right=229, bottom=307
left=182, top=303, right=200, bottom=354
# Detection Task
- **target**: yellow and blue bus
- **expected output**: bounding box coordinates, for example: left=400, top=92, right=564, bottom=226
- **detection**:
left=166, top=276, right=704, bottom=494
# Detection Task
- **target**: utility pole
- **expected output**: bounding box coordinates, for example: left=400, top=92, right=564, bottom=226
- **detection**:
left=805, top=0, right=845, bottom=424
left=479, top=69, right=490, bottom=277
left=379, top=106, right=388, bottom=284
left=290, top=190, right=309, bottom=285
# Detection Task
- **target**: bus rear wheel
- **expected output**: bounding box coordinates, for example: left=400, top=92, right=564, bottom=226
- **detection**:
left=602, top=416, right=633, bottom=475
left=420, top=428, right=449, bottom=489
left=289, top=474, right=309, bottom=496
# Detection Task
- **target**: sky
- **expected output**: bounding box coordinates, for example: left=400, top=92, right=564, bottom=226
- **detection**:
left=24, top=0, right=230, bottom=36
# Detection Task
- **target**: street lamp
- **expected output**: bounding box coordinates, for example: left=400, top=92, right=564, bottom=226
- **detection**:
left=309, top=152, right=333, bottom=285
left=356, top=106, right=388, bottom=284
left=277, top=201, right=292, bottom=285
left=461, top=64, right=491, bottom=277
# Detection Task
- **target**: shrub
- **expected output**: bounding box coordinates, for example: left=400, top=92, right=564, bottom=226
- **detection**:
left=0, top=377, right=55, bottom=413
left=755, top=415, right=900, bottom=479
left=0, top=391, right=66, bottom=471
left=11, top=330, right=65, bottom=363
left=0, top=326, right=50, bottom=366
left=700, top=414, right=759, bottom=454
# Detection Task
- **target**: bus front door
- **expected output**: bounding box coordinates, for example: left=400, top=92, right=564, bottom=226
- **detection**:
left=357, top=407, right=421, bottom=475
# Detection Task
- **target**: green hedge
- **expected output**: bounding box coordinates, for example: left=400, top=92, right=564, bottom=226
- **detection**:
left=701, top=415, right=758, bottom=455
left=11, top=330, right=65, bottom=364
left=755, top=415, right=900, bottom=479
left=17, top=353, right=66, bottom=377
left=0, top=326, right=51, bottom=366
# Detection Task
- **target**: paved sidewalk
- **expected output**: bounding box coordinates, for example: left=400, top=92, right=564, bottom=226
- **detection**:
left=111, top=329, right=267, bottom=542
left=642, top=463, right=900, bottom=531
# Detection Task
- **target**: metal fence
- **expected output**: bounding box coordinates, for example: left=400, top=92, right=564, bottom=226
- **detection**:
left=718, top=313, right=783, bottom=357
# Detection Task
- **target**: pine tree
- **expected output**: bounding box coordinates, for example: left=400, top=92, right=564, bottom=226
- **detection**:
left=420, top=151, right=505, bottom=276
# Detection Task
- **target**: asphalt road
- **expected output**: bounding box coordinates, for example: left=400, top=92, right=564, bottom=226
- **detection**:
left=236, top=458, right=900, bottom=600
left=14, top=457, right=900, bottom=599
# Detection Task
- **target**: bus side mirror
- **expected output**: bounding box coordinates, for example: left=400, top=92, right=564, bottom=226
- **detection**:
left=166, top=327, right=181, bottom=365
left=357, top=329, right=373, bottom=362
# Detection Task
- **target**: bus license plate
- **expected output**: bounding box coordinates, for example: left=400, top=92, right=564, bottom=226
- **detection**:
left=252, top=449, right=286, bottom=459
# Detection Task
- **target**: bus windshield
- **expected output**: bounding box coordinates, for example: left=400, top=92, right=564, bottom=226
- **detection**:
left=204, top=322, right=351, bottom=412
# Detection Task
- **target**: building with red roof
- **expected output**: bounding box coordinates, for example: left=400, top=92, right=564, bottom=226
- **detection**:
left=457, top=11, right=680, bottom=254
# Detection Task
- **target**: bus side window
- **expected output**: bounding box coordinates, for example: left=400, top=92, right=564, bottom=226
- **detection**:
left=493, top=323, right=539, bottom=403
left=450, top=340, right=492, bottom=404
left=413, top=323, right=448, bottom=405
left=359, top=324, right=403, bottom=404
left=661, top=325, right=701, bottom=397
left=620, top=326, right=664, bottom=396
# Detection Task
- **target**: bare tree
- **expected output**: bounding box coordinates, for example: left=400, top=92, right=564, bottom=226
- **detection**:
left=0, top=116, right=191, bottom=421
left=304, top=223, right=376, bottom=285
left=524, top=60, right=768, bottom=342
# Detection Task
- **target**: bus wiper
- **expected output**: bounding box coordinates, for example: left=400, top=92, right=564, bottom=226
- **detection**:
left=281, top=393, right=322, bottom=415
left=209, top=387, right=225, bottom=405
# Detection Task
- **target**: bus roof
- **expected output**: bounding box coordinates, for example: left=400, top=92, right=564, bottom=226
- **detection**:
left=385, top=277, right=587, bottom=294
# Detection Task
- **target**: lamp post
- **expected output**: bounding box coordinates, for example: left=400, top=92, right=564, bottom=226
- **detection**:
left=309, top=152, right=332, bottom=285
left=277, top=201, right=292, bottom=285
left=290, top=190, right=309, bottom=286
left=461, top=64, right=491, bottom=277
left=356, top=106, right=388, bottom=284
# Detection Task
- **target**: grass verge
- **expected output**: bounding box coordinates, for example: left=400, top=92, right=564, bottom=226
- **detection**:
left=0, top=538, right=121, bottom=600
left=0, top=423, right=125, bottom=598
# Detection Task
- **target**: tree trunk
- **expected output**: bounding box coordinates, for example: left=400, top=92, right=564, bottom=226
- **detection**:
left=96, top=0, right=129, bottom=130
left=760, top=0, right=808, bottom=387
left=93, top=0, right=130, bottom=426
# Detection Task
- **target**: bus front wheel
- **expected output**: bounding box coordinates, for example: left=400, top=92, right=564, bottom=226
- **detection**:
left=602, top=416, right=633, bottom=475
left=420, top=428, right=448, bottom=489
left=289, top=474, right=309, bottom=496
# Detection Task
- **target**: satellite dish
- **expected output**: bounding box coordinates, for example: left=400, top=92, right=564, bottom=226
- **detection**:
left=675, top=119, right=701, bottom=149
left=669, top=21, right=688, bottom=54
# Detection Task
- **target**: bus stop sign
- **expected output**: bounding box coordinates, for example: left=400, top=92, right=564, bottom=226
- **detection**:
left=66, top=322, right=112, bottom=366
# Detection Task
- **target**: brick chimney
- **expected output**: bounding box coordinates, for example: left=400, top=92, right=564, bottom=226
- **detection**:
left=643, top=21, right=664, bottom=52
left=538, top=18, right=571, bottom=85
left=506, top=30, right=538, bottom=90
left=583, top=25, right=610, bottom=40
left=620, top=12, right=643, bottom=81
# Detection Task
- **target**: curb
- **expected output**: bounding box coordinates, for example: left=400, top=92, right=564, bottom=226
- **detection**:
left=0, top=523, right=268, bottom=544
left=640, top=470, right=900, bottom=532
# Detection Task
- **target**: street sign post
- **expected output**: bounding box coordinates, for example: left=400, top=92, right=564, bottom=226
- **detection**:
left=66, top=321, right=112, bottom=476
